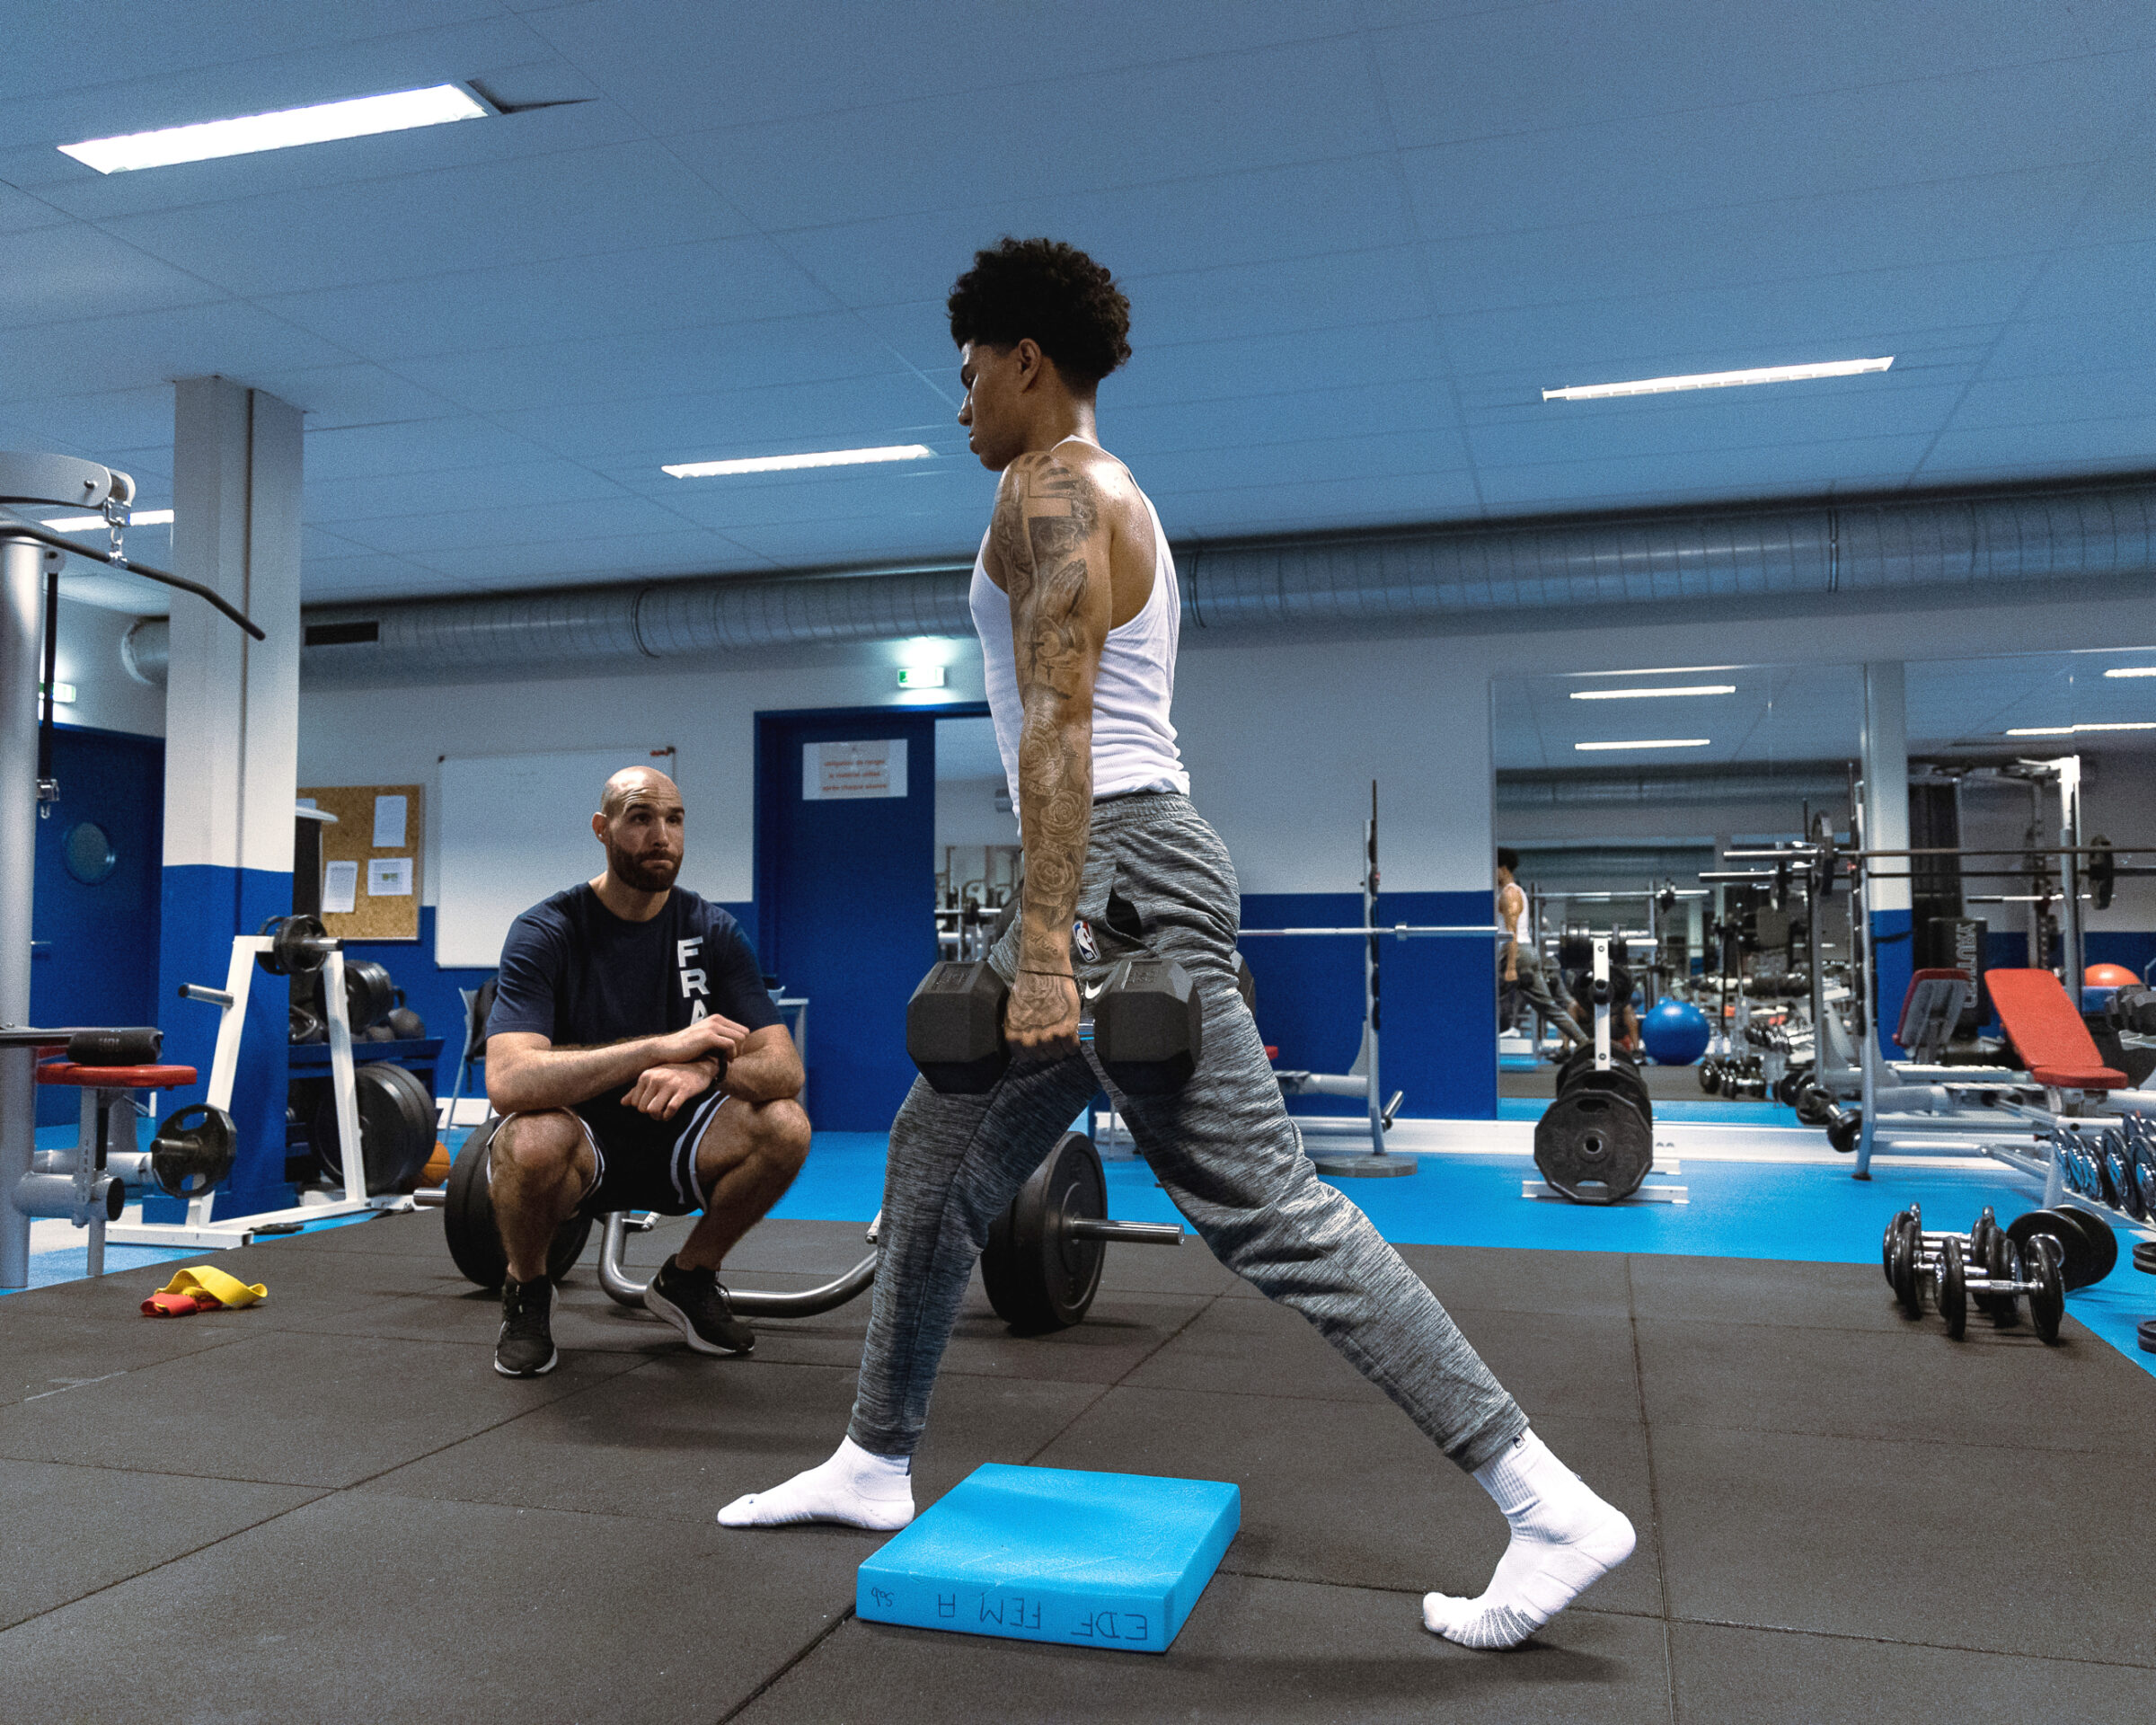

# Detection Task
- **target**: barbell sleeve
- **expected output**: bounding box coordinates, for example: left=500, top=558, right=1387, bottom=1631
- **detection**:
left=1066, top=1218, right=1183, bottom=1245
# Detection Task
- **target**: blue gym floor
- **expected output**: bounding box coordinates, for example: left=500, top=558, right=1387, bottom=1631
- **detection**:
left=19, top=1119, right=2153, bottom=1377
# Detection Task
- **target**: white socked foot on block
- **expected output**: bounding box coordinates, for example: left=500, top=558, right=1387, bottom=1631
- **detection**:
left=717, top=1436, right=916, bottom=1530
left=1422, top=1429, right=1636, bottom=1650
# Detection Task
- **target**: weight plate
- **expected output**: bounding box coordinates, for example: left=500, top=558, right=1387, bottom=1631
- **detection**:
left=980, top=1131, right=1107, bottom=1331
left=2052, top=1205, right=2118, bottom=1288
left=2140, top=1318, right=2156, bottom=1355
left=1890, top=1222, right=1922, bottom=1317
left=1983, top=1228, right=2018, bottom=1326
left=1882, top=1211, right=1909, bottom=1285
left=2097, top=1148, right=2121, bottom=1209
left=2027, top=1242, right=2064, bottom=1344
left=1937, top=1238, right=1966, bottom=1339
left=2134, top=1239, right=2156, bottom=1276
left=2005, top=1210, right=2102, bottom=1296
left=441, top=1118, right=591, bottom=1289
left=1533, top=1087, right=1654, bottom=1204
left=314, top=1062, right=436, bottom=1194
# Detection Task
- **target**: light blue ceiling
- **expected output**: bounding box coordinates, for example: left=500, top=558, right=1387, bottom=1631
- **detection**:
left=4, top=1, right=2154, bottom=607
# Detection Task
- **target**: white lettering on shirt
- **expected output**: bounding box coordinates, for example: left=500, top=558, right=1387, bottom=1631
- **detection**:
left=680, top=968, right=708, bottom=999
left=676, top=937, right=703, bottom=967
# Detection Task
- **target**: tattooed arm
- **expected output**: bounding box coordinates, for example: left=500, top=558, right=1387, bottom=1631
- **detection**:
left=995, top=453, right=1115, bottom=1054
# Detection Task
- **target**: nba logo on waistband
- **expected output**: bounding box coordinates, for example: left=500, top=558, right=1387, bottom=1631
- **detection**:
left=1073, top=920, right=1100, bottom=963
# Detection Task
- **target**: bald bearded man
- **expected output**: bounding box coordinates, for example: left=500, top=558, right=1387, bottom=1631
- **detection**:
left=482, top=766, right=810, bottom=1376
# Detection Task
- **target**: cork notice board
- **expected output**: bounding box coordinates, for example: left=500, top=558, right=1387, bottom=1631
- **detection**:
left=298, top=783, right=425, bottom=942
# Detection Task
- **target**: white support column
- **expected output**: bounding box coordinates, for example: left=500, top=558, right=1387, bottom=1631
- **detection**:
left=1861, top=662, right=1913, bottom=1057
left=154, top=378, right=304, bottom=1219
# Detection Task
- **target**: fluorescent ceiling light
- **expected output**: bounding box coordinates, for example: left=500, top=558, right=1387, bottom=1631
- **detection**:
left=43, top=509, right=173, bottom=531
left=663, top=445, right=933, bottom=478
left=59, top=84, right=488, bottom=174
left=2101, top=666, right=2156, bottom=678
left=2004, top=721, right=2156, bottom=736
left=1543, top=357, right=1893, bottom=402
left=1569, top=684, right=1736, bottom=701
left=1575, top=739, right=1712, bottom=751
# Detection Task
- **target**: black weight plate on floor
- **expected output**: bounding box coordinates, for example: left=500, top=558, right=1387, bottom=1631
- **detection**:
left=1533, top=1088, right=1653, bottom=1204
left=441, top=1119, right=589, bottom=1289
left=980, top=1131, right=1106, bottom=1331
left=2140, top=1318, right=2156, bottom=1354
left=2028, top=1242, right=2064, bottom=1343
left=313, top=1063, right=432, bottom=1194
left=2006, top=1210, right=2100, bottom=1295
left=2053, top=1205, right=2119, bottom=1287
left=2134, top=1239, right=2156, bottom=1275
left=1938, top=1238, right=1967, bottom=1339
left=1984, top=1229, right=2019, bottom=1326
left=1890, top=1222, right=1922, bottom=1317
left=1882, top=1211, right=1909, bottom=1285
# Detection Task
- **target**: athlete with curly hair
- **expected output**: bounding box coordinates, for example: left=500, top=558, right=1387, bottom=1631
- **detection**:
left=719, top=238, right=1634, bottom=1651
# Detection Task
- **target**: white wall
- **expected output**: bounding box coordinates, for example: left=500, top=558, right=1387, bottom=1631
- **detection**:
left=55, top=601, right=163, bottom=738
left=296, top=579, right=2156, bottom=905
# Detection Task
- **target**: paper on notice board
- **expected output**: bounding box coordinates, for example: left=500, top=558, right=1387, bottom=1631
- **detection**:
left=372, top=793, right=408, bottom=848
left=323, top=860, right=359, bottom=914
left=368, top=857, right=413, bottom=898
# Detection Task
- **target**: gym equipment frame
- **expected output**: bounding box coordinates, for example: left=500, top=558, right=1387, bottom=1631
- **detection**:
left=2, top=453, right=265, bottom=1287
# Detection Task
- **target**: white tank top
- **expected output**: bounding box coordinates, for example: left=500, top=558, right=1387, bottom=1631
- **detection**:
left=970, top=442, right=1188, bottom=816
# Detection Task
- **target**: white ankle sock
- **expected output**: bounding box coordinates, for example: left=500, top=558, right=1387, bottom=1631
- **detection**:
left=716, top=1436, right=916, bottom=1531
left=1422, top=1429, right=1635, bottom=1650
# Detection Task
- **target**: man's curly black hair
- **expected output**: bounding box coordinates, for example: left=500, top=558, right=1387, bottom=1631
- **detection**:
left=948, top=237, right=1132, bottom=389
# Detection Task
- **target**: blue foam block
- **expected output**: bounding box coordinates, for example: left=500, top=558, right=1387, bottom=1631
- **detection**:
left=856, top=1464, right=1239, bottom=1654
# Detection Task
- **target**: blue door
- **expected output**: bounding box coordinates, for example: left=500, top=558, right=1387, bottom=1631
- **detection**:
left=756, top=710, right=948, bottom=1131
left=32, top=725, right=165, bottom=1126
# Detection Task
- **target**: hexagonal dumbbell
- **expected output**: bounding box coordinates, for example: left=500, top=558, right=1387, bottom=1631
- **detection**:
left=906, top=957, right=1204, bottom=1098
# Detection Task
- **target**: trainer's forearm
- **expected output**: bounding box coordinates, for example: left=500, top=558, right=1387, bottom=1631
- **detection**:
left=1017, top=693, right=1092, bottom=973
left=721, top=1036, right=802, bottom=1105
left=486, top=1038, right=670, bottom=1114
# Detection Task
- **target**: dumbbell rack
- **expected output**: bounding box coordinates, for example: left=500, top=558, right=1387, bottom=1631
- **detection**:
left=107, top=933, right=408, bottom=1250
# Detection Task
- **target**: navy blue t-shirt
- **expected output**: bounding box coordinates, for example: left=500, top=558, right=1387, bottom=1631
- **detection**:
left=489, top=885, right=780, bottom=1057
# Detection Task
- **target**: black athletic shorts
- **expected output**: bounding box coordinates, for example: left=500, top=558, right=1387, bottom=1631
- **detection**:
left=492, top=1085, right=729, bottom=1218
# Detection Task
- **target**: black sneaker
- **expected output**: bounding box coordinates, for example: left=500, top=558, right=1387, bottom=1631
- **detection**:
left=644, top=1255, right=755, bottom=1356
left=495, top=1276, right=559, bottom=1377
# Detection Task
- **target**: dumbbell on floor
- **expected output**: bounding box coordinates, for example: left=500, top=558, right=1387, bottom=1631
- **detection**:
left=1885, top=1205, right=2065, bottom=1342
left=906, top=957, right=1204, bottom=1097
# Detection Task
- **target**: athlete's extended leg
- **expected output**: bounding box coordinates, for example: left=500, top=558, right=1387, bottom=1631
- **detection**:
left=1109, top=800, right=1632, bottom=1648
left=717, top=1054, right=1098, bottom=1527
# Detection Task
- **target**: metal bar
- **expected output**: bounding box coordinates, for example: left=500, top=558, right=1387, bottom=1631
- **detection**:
left=1066, top=1218, right=1183, bottom=1245
left=595, top=1208, right=879, bottom=1315
left=0, top=514, right=265, bottom=640
left=320, top=949, right=367, bottom=1205
left=1239, top=924, right=1507, bottom=938
left=0, top=534, right=42, bottom=1287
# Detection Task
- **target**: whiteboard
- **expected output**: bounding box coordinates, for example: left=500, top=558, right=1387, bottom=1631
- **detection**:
left=436, top=748, right=673, bottom=969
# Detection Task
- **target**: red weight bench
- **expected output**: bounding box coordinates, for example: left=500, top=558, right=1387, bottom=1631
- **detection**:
left=1893, top=968, right=1972, bottom=1066
left=1983, top=969, right=2126, bottom=1092
left=31, top=1052, right=199, bottom=1276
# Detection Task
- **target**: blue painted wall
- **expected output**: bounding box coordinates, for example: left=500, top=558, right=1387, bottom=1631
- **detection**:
left=1240, top=889, right=1497, bottom=1121
left=30, top=725, right=164, bottom=1127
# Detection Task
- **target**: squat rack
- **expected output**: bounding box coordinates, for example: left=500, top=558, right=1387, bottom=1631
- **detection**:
left=1238, top=783, right=1509, bottom=1177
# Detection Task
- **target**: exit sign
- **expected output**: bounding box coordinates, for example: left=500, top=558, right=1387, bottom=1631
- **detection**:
left=897, top=665, right=945, bottom=688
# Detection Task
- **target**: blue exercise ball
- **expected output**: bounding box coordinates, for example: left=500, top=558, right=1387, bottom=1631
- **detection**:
left=1641, top=997, right=1711, bottom=1066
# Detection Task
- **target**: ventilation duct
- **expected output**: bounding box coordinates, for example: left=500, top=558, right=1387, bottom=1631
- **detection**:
left=1498, top=762, right=1853, bottom=809
left=119, top=476, right=2156, bottom=687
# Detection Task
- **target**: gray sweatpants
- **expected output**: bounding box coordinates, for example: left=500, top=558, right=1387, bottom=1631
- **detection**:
left=847, top=792, right=1529, bottom=1473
